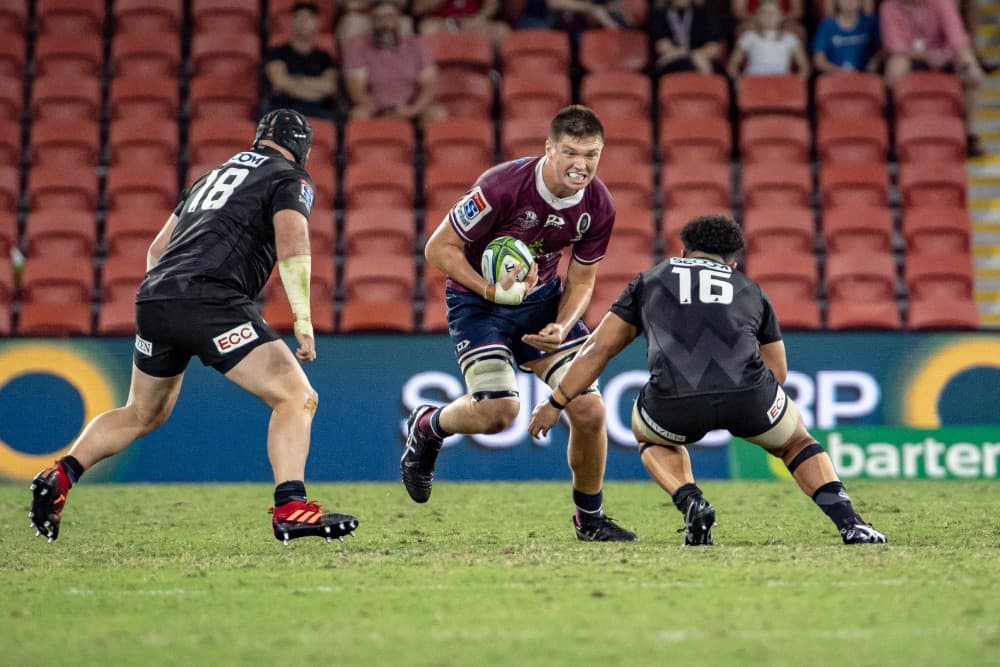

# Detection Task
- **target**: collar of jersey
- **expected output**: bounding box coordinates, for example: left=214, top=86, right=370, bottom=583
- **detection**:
left=535, top=157, right=585, bottom=210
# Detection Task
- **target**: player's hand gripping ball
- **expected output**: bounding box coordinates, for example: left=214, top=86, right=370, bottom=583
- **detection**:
left=481, top=236, right=534, bottom=284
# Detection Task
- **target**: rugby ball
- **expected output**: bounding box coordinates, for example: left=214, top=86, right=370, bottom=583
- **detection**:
left=481, top=236, right=534, bottom=285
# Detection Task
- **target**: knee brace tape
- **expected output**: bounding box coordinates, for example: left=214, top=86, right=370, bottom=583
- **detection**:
left=787, top=442, right=825, bottom=474
left=543, top=351, right=599, bottom=396
left=464, top=356, right=519, bottom=403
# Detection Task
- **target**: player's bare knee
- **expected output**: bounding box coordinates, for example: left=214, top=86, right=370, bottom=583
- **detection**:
left=131, top=403, right=171, bottom=435
left=769, top=434, right=824, bottom=471
left=476, top=398, right=520, bottom=433
left=565, top=394, right=605, bottom=433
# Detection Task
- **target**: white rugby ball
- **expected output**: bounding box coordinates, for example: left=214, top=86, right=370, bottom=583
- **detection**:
left=481, top=236, right=534, bottom=285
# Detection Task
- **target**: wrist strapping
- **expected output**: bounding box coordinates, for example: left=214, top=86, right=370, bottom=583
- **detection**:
left=278, top=255, right=312, bottom=337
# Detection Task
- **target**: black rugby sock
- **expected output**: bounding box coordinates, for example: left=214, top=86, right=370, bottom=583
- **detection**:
left=59, top=455, right=85, bottom=486
left=811, top=481, right=860, bottom=529
left=573, top=488, right=603, bottom=516
left=671, top=483, right=703, bottom=514
left=274, top=480, right=307, bottom=507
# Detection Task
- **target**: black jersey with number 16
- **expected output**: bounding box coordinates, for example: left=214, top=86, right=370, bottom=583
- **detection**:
left=137, top=146, right=315, bottom=303
left=610, top=256, right=782, bottom=398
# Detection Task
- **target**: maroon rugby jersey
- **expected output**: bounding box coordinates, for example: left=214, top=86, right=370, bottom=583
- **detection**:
left=445, top=156, right=616, bottom=290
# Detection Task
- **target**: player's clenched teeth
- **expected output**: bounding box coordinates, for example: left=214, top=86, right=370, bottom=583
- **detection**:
left=568, top=172, right=586, bottom=182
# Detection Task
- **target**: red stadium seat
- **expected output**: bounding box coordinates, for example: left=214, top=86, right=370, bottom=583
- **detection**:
left=739, top=116, right=811, bottom=165
left=816, top=116, right=888, bottom=164
left=112, top=33, right=181, bottom=77
left=97, top=297, right=137, bottom=335
left=339, top=298, right=415, bottom=333
left=660, top=163, right=731, bottom=209
left=819, top=163, right=889, bottom=209
left=0, top=255, right=14, bottom=304
left=342, top=256, right=415, bottom=301
left=24, top=210, right=96, bottom=258
left=907, top=296, right=980, bottom=330
left=501, top=73, right=571, bottom=121
left=657, top=72, right=729, bottom=120
left=745, top=250, right=817, bottom=301
left=600, top=116, right=653, bottom=165
left=822, top=206, right=893, bottom=254
left=825, top=251, right=898, bottom=303
left=307, top=208, right=336, bottom=257
left=191, top=0, right=260, bottom=34
left=600, top=162, right=655, bottom=210
left=436, top=71, right=493, bottom=119
left=0, top=166, right=18, bottom=211
left=424, top=118, right=494, bottom=167
left=501, top=116, right=550, bottom=161
left=268, top=0, right=337, bottom=27
left=189, top=75, right=257, bottom=121
left=661, top=206, right=732, bottom=257
left=114, top=0, right=183, bottom=33
left=30, top=120, right=100, bottom=166
left=34, top=34, right=103, bottom=77
left=343, top=163, right=414, bottom=210
left=36, top=0, right=104, bottom=34
left=304, top=163, right=336, bottom=210
left=31, top=75, right=102, bottom=121
left=28, top=165, right=98, bottom=211
left=109, top=119, right=178, bottom=165
left=21, top=255, right=93, bottom=303
left=344, top=117, right=415, bottom=166
left=0, top=0, right=26, bottom=34
left=421, top=205, right=452, bottom=240
left=741, top=163, right=812, bottom=209
left=826, top=299, right=901, bottom=330
left=306, top=120, right=337, bottom=166
left=0, top=35, right=25, bottom=77
left=659, top=117, right=730, bottom=165
left=187, top=118, right=258, bottom=164
left=580, top=71, right=652, bottom=119
left=578, top=29, right=648, bottom=72
left=893, top=72, right=963, bottom=119
left=500, top=30, right=571, bottom=77
left=424, top=162, right=488, bottom=212
left=265, top=296, right=336, bottom=335
left=342, top=208, right=416, bottom=256
left=105, top=167, right=177, bottom=211
left=814, top=72, right=885, bottom=119
left=110, top=75, right=179, bottom=120
left=265, top=255, right=336, bottom=301
left=769, top=298, right=822, bottom=330
left=0, top=75, right=21, bottom=122
left=737, top=75, right=807, bottom=117
left=190, top=33, right=260, bottom=81
left=101, top=254, right=148, bottom=303
left=426, top=31, right=493, bottom=74
left=895, top=115, right=967, bottom=164
left=904, top=251, right=975, bottom=300
left=18, top=302, right=93, bottom=336
left=742, top=206, right=814, bottom=254
left=0, top=213, right=16, bottom=256
left=902, top=207, right=971, bottom=254
left=584, top=253, right=646, bottom=329
left=105, top=208, right=171, bottom=258
left=898, top=162, right=968, bottom=209
left=607, top=208, right=655, bottom=257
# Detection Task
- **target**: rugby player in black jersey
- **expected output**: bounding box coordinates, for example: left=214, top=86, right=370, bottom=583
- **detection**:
left=29, top=110, right=358, bottom=545
left=529, top=214, right=887, bottom=546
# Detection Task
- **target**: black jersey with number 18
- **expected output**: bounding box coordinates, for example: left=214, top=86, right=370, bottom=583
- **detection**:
left=137, top=146, right=315, bottom=303
left=610, top=256, right=782, bottom=398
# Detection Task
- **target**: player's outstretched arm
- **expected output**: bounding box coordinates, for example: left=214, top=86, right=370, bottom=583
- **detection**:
left=275, top=209, right=316, bottom=362
left=528, top=312, right=637, bottom=437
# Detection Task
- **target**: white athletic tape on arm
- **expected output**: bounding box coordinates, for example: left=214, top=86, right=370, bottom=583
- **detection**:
left=278, top=255, right=313, bottom=338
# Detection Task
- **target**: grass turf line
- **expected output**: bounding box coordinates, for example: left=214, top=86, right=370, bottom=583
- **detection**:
left=2, top=480, right=998, bottom=667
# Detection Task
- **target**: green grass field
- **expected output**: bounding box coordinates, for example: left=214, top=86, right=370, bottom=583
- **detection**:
left=2, top=480, right=998, bottom=667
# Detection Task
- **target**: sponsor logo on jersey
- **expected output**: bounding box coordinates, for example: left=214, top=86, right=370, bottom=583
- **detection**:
left=544, top=214, right=564, bottom=229
left=640, top=406, right=686, bottom=443
left=213, top=322, right=260, bottom=354
left=767, top=386, right=786, bottom=424
left=298, top=179, right=314, bottom=210
left=515, top=210, right=539, bottom=229
left=227, top=152, right=269, bottom=167
left=571, top=212, right=591, bottom=241
left=134, top=335, right=152, bottom=356
left=454, top=187, right=492, bottom=231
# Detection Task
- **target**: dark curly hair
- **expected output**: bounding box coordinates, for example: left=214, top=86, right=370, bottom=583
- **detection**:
left=679, top=214, right=744, bottom=260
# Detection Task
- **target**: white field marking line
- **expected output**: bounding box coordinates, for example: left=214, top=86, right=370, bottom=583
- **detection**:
left=67, top=587, right=205, bottom=596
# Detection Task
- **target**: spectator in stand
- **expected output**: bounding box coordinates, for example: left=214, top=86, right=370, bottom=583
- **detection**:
left=732, top=0, right=804, bottom=36
left=343, top=0, right=447, bottom=125
left=812, top=0, right=881, bottom=74
left=412, top=1, right=511, bottom=48
left=727, top=0, right=810, bottom=80
left=648, top=0, right=726, bottom=76
left=264, top=2, right=339, bottom=121
left=879, top=0, right=984, bottom=155
left=512, top=1, right=633, bottom=31
left=336, top=0, right=414, bottom=50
